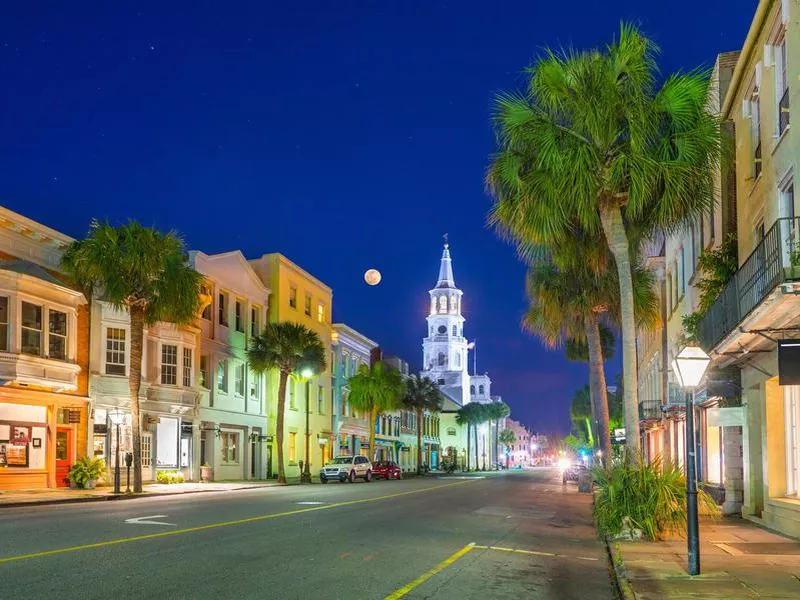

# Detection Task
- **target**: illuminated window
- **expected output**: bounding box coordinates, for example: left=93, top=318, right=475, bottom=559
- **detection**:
left=200, top=355, right=209, bottom=388
left=317, top=303, right=325, bottom=323
left=220, top=431, right=239, bottom=464
left=289, top=287, right=297, bottom=309
left=105, top=328, right=126, bottom=375
left=182, top=348, right=192, bottom=387
left=289, top=432, right=297, bottom=462
left=48, top=309, right=67, bottom=360
left=438, top=296, right=447, bottom=313
left=21, top=302, right=42, bottom=355
left=218, top=292, right=228, bottom=326
left=161, top=345, right=178, bottom=385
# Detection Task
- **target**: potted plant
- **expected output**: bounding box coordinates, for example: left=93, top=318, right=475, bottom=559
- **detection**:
left=200, top=463, right=214, bottom=482
left=67, top=456, right=106, bottom=489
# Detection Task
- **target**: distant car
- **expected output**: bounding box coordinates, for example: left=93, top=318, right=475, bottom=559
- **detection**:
left=320, top=455, right=372, bottom=483
left=372, top=460, right=402, bottom=480
left=562, top=462, right=588, bottom=484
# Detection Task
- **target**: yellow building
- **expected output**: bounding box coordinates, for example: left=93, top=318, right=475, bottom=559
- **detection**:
left=250, top=253, right=333, bottom=480
left=696, top=0, right=800, bottom=536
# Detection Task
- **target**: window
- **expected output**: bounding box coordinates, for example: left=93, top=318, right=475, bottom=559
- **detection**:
left=304, top=293, right=312, bottom=316
left=288, top=432, right=297, bottom=462
left=680, top=247, right=686, bottom=295
left=750, top=86, right=762, bottom=178
left=317, top=302, right=324, bottom=323
left=161, top=344, right=178, bottom=385
left=217, top=359, right=228, bottom=392
left=437, top=378, right=445, bottom=385
left=439, top=296, right=447, bottom=313
left=456, top=352, right=461, bottom=368
left=470, top=385, right=475, bottom=395
left=776, top=36, right=790, bottom=135
left=0, top=297, right=7, bottom=352
left=289, top=381, right=296, bottom=409
left=251, top=306, right=259, bottom=336
left=47, top=309, right=67, bottom=360
left=220, top=431, right=239, bottom=464
left=452, top=325, right=457, bottom=336
left=182, top=348, right=192, bottom=387
left=105, top=328, right=126, bottom=375
left=479, top=385, right=485, bottom=395
left=21, top=302, right=42, bottom=355
left=350, top=357, right=357, bottom=376
left=318, top=385, right=324, bottom=414
left=249, top=371, right=260, bottom=399
left=200, top=284, right=212, bottom=320
left=438, top=353, right=446, bottom=366
left=200, top=355, right=209, bottom=388
left=235, top=300, right=244, bottom=332
left=218, top=292, right=228, bottom=326
left=234, top=363, right=245, bottom=396
left=289, top=286, right=297, bottom=309
left=156, top=417, right=178, bottom=467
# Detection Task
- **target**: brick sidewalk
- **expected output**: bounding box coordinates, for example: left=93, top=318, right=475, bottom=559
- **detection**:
left=610, top=516, right=800, bottom=599
left=0, top=481, right=281, bottom=507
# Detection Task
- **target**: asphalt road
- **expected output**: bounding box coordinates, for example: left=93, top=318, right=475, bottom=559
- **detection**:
left=0, top=469, right=616, bottom=600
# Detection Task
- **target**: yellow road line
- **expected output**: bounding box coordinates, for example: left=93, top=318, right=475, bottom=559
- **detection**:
left=0, top=480, right=475, bottom=565
left=384, top=544, right=475, bottom=600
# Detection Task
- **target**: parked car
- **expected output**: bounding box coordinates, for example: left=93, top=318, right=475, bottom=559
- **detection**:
left=320, top=455, right=372, bottom=483
left=562, top=462, right=588, bottom=484
left=372, top=460, right=402, bottom=480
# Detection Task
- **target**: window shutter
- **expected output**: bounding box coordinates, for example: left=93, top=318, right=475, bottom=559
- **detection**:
left=764, top=44, right=774, bottom=68
left=782, top=0, right=790, bottom=23
left=755, top=62, right=763, bottom=89
left=742, top=99, right=751, bottom=118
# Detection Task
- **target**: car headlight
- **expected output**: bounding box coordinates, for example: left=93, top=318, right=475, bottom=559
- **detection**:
left=558, top=458, right=571, bottom=470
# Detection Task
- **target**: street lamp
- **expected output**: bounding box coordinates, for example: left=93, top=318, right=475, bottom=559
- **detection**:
left=672, top=345, right=711, bottom=576
left=108, top=407, right=125, bottom=495
left=300, top=367, right=314, bottom=484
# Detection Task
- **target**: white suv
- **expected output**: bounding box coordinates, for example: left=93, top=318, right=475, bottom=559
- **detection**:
left=320, top=455, right=372, bottom=484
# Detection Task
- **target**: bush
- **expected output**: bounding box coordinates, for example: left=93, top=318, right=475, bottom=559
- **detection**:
left=156, top=470, right=185, bottom=484
left=592, top=452, right=720, bottom=541
left=67, top=456, right=106, bottom=488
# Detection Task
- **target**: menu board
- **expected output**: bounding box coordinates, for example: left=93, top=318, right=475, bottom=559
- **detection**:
left=0, top=441, right=29, bottom=467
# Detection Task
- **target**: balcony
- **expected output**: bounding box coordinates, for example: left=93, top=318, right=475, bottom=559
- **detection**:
left=639, top=398, right=661, bottom=422
left=697, top=217, right=800, bottom=352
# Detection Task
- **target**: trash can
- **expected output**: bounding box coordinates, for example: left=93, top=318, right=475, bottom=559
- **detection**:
left=578, top=471, right=592, bottom=493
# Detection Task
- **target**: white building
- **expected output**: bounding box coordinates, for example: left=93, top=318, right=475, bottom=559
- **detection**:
left=190, top=251, right=271, bottom=481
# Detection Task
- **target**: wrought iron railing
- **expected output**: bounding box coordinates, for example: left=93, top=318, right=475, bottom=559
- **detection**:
left=779, top=87, right=790, bottom=135
left=639, top=399, right=661, bottom=421
left=697, top=217, right=800, bottom=350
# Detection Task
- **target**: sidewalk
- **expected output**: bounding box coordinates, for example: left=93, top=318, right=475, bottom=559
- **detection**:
left=609, top=516, right=800, bottom=599
left=0, top=480, right=281, bottom=508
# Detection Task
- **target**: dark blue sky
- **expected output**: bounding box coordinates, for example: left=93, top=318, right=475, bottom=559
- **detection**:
left=1, top=1, right=754, bottom=433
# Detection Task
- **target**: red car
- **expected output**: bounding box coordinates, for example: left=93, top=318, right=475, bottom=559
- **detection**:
left=372, top=460, right=402, bottom=480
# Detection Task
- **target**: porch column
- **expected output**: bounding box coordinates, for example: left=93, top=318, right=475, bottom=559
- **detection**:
left=722, top=425, right=744, bottom=515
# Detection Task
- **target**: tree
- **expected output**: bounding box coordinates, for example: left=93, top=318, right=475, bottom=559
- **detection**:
left=347, top=361, right=406, bottom=461
left=485, top=401, right=510, bottom=469
left=570, top=386, right=594, bottom=448
left=456, top=403, right=479, bottom=471
left=489, top=24, right=722, bottom=453
left=62, top=220, right=202, bottom=493
left=499, top=428, right=516, bottom=468
left=247, top=322, right=326, bottom=483
left=402, top=374, right=444, bottom=475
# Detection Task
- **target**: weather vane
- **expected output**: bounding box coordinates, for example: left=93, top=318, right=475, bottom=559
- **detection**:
left=443, top=232, right=449, bottom=247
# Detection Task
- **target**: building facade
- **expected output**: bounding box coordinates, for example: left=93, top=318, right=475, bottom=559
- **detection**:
left=250, top=253, right=333, bottom=480
left=190, top=251, right=271, bottom=481
left=0, top=207, right=90, bottom=489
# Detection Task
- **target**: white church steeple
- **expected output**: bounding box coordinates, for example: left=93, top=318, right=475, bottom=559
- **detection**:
left=422, top=238, right=470, bottom=406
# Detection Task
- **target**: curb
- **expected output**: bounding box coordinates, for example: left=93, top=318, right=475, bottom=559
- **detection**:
left=604, top=536, right=637, bottom=600
left=0, top=485, right=282, bottom=509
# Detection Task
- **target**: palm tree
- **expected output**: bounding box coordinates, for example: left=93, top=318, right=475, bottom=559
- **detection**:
left=499, top=428, right=516, bottom=468
left=402, top=375, right=444, bottom=475
left=485, top=401, right=510, bottom=470
left=62, top=220, right=203, bottom=493
left=474, top=403, right=492, bottom=470
left=347, top=361, right=406, bottom=461
left=489, top=24, right=722, bottom=452
left=455, top=403, right=477, bottom=471
left=247, top=322, right=326, bottom=484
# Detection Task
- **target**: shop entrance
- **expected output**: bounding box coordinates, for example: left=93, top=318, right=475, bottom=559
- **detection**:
left=55, top=427, right=73, bottom=487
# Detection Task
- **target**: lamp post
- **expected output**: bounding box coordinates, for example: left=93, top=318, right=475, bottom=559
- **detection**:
left=672, top=345, right=711, bottom=577
left=300, top=368, right=314, bottom=484
left=108, top=407, right=125, bottom=495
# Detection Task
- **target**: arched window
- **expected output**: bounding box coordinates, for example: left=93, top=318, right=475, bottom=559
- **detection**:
left=439, top=296, right=447, bottom=313
left=456, top=352, right=461, bottom=367
left=437, top=353, right=446, bottom=366
left=450, top=294, right=457, bottom=313
left=452, top=325, right=457, bottom=336
left=470, top=385, right=475, bottom=395
left=479, top=385, right=485, bottom=395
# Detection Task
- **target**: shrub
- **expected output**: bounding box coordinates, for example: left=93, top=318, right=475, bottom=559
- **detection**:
left=592, top=452, right=720, bottom=541
left=156, top=470, right=185, bottom=484
left=67, top=456, right=106, bottom=488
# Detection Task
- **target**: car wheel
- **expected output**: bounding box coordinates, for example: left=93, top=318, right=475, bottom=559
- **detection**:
left=365, top=470, right=372, bottom=482
left=321, top=477, right=328, bottom=484
left=396, top=471, right=402, bottom=480
left=348, top=470, right=356, bottom=483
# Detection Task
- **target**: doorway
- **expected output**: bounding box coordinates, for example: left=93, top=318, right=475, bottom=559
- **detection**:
left=55, top=427, right=73, bottom=487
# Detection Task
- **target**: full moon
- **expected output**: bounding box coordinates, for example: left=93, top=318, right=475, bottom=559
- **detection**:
left=364, top=269, right=382, bottom=286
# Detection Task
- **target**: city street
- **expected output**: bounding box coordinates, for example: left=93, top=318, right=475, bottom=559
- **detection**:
left=0, top=469, right=615, bottom=599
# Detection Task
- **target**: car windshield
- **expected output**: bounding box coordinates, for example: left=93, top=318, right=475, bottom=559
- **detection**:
left=375, top=461, right=391, bottom=467
left=330, top=457, right=353, bottom=464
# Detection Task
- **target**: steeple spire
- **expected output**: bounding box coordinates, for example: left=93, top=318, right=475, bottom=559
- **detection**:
left=436, top=235, right=455, bottom=289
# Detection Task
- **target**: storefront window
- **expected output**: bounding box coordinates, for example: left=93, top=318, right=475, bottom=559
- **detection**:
left=156, top=417, right=179, bottom=467
left=706, top=425, right=723, bottom=485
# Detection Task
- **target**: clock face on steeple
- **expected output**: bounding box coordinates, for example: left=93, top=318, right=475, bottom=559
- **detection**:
left=437, top=325, right=447, bottom=334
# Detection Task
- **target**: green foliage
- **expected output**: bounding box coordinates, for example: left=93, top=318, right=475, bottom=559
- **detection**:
left=348, top=361, right=406, bottom=417
left=67, top=456, right=106, bottom=488
left=682, top=312, right=701, bottom=342
left=592, top=453, right=720, bottom=540
left=499, top=428, right=516, bottom=446
left=566, top=325, right=615, bottom=362
left=562, top=434, right=589, bottom=453
left=247, top=321, right=327, bottom=378
left=402, top=374, right=444, bottom=415
left=156, top=470, right=185, bottom=484
left=696, top=233, right=738, bottom=312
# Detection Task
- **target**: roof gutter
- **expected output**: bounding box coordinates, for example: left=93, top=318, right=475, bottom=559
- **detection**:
left=721, top=0, right=773, bottom=119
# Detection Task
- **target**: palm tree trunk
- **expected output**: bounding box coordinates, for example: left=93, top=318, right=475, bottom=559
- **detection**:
left=129, top=306, right=145, bottom=493
left=416, top=409, right=423, bottom=475
left=466, top=427, right=471, bottom=471
left=276, top=371, right=288, bottom=484
left=474, top=425, right=479, bottom=470
left=599, top=203, right=639, bottom=454
left=369, top=407, right=377, bottom=462
left=585, top=313, right=611, bottom=466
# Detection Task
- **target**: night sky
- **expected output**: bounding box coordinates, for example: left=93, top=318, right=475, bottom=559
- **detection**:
left=1, top=1, right=755, bottom=434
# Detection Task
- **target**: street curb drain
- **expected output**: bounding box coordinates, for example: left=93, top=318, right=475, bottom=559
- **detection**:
left=604, top=536, right=637, bottom=600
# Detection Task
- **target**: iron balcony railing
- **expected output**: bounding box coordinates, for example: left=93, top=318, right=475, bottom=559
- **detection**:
left=697, top=217, right=800, bottom=351
left=779, top=87, right=790, bottom=136
left=639, top=398, right=662, bottom=421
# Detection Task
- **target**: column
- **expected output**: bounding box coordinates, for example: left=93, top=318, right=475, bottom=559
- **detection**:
left=722, top=425, right=744, bottom=515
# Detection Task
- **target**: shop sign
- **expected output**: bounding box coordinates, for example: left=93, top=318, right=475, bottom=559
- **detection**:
left=69, top=409, right=81, bottom=424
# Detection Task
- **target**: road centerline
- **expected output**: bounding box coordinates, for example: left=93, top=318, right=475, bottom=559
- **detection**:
left=0, top=479, right=475, bottom=565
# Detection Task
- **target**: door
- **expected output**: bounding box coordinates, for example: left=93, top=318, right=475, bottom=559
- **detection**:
left=55, top=427, right=73, bottom=487
left=250, top=439, right=257, bottom=479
